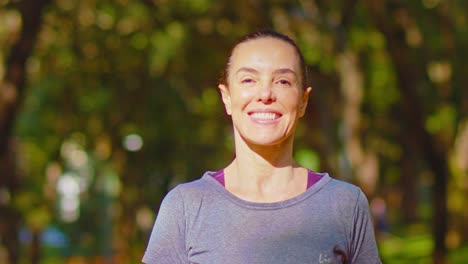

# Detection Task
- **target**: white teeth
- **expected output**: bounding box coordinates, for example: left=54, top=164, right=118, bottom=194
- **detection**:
left=251, top=112, right=277, bottom=120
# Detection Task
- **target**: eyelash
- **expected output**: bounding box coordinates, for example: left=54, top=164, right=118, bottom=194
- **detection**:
left=277, top=79, right=291, bottom=86
left=241, top=78, right=255, bottom=84
left=239, top=78, right=292, bottom=86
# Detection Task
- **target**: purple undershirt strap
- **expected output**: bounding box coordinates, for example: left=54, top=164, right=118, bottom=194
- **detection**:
left=212, top=170, right=322, bottom=190
left=306, top=170, right=322, bottom=189
left=212, top=170, right=225, bottom=187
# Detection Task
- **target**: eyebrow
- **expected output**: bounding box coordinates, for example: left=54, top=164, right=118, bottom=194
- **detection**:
left=235, top=67, right=259, bottom=75
left=273, top=68, right=297, bottom=76
left=235, top=67, right=298, bottom=77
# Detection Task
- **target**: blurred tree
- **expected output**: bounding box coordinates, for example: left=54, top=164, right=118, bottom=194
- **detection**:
left=363, top=0, right=467, bottom=263
left=0, top=0, right=50, bottom=263
left=0, top=0, right=466, bottom=263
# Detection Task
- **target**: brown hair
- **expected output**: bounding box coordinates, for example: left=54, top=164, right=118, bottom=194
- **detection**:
left=219, top=29, right=308, bottom=89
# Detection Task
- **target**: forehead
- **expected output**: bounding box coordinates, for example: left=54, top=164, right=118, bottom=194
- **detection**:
left=229, top=37, right=300, bottom=71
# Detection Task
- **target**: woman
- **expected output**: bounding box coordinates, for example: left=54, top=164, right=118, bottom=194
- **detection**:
left=142, top=30, right=381, bottom=264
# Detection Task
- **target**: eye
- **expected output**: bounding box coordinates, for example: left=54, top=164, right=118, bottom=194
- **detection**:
left=241, top=78, right=255, bottom=84
left=277, top=79, right=291, bottom=86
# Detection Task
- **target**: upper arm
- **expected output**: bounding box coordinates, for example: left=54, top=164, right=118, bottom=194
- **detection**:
left=142, top=187, right=188, bottom=264
left=349, top=190, right=382, bottom=264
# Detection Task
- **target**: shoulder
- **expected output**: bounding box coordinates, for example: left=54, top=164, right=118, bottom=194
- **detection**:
left=323, top=176, right=362, bottom=198
left=172, top=172, right=216, bottom=194
left=325, top=176, right=362, bottom=197
left=163, top=171, right=219, bottom=205
left=320, top=175, right=370, bottom=212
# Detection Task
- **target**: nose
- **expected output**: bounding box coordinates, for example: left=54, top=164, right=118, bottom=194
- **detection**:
left=256, top=81, right=276, bottom=104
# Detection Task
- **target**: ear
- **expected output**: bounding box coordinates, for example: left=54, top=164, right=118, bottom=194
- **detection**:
left=218, top=84, right=232, bottom=115
left=299, top=87, right=312, bottom=117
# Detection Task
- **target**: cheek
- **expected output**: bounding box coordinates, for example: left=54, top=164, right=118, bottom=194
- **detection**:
left=231, top=88, right=255, bottom=106
left=281, top=91, right=302, bottom=109
left=240, top=89, right=255, bottom=99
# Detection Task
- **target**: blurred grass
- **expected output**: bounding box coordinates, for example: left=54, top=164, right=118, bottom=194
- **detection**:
left=379, top=226, right=468, bottom=264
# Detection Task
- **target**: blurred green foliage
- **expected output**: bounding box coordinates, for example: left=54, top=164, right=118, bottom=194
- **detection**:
left=0, top=0, right=467, bottom=263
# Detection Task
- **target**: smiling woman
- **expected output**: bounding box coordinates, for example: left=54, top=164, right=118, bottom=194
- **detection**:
left=142, top=30, right=382, bottom=264
left=218, top=36, right=310, bottom=152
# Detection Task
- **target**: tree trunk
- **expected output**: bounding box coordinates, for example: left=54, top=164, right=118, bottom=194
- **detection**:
left=31, top=229, right=41, bottom=264
left=400, top=124, right=419, bottom=223
left=364, top=1, right=449, bottom=263
left=305, top=66, right=341, bottom=176
left=0, top=0, right=50, bottom=263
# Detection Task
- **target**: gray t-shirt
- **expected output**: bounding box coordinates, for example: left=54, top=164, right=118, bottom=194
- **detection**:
left=143, top=171, right=381, bottom=264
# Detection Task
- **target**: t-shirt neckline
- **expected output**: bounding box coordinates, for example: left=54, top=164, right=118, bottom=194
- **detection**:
left=211, top=169, right=322, bottom=189
left=201, top=170, right=331, bottom=210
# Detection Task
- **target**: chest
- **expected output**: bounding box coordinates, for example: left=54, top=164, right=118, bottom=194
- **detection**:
left=185, top=204, right=350, bottom=263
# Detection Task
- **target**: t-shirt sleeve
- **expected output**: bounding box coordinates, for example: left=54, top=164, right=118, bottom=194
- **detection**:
left=349, top=190, right=382, bottom=264
left=142, top=187, right=188, bottom=264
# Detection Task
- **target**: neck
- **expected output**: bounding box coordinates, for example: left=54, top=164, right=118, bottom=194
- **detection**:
left=223, top=130, right=306, bottom=202
left=232, top=128, right=296, bottom=174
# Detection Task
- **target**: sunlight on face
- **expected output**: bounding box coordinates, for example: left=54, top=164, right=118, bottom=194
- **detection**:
left=219, top=37, right=311, bottom=147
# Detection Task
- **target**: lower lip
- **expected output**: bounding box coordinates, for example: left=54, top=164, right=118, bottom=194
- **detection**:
left=249, top=115, right=281, bottom=124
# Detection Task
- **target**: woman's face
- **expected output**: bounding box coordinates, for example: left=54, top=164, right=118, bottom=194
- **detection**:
left=219, top=37, right=311, bottom=147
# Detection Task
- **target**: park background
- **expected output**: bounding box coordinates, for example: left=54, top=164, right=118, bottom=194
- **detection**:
left=0, top=0, right=467, bottom=263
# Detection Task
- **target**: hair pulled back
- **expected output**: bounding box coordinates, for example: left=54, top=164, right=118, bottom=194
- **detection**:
left=220, top=29, right=309, bottom=89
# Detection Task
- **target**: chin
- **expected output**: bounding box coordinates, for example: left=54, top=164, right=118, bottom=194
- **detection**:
left=243, top=134, right=293, bottom=148
left=234, top=126, right=295, bottom=148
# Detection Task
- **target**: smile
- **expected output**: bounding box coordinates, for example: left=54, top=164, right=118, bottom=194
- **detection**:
left=250, top=112, right=281, bottom=120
